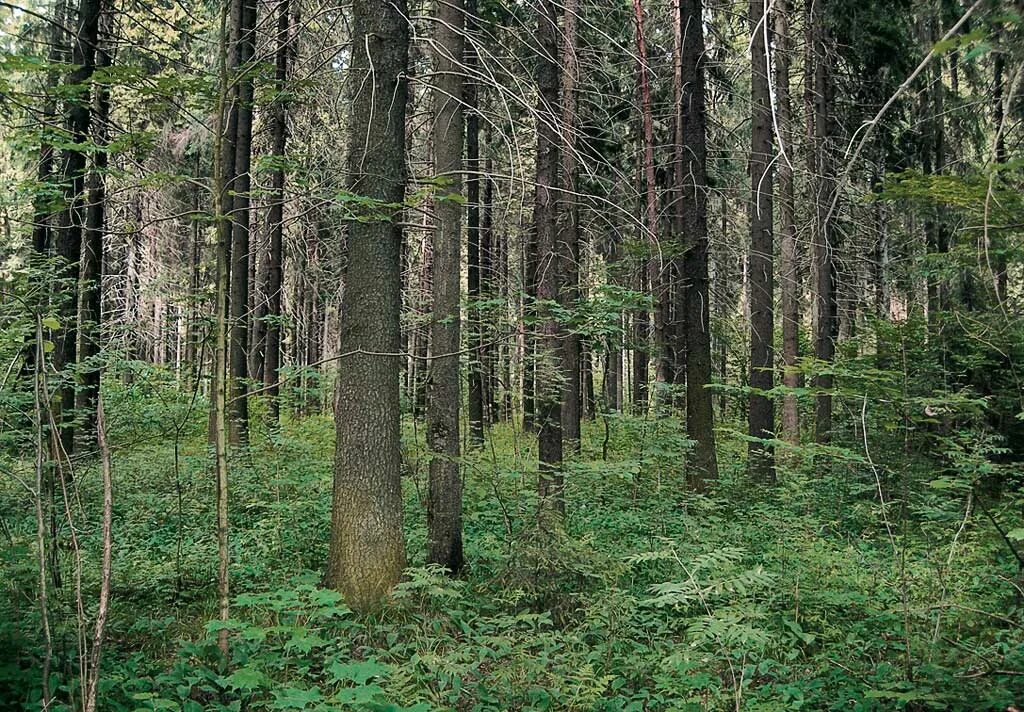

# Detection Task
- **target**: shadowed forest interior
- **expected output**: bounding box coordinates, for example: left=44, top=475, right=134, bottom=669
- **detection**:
left=0, top=0, right=1023, bottom=708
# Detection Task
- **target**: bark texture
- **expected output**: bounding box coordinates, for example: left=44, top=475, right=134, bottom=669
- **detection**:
left=748, top=0, right=775, bottom=481
left=533, top=0, right=564, bottom=514
left=426, top=0, right=465, bottom=575
left=326, top=0, right=409, bottom=610
left=678, top=0, right=718, bottom=487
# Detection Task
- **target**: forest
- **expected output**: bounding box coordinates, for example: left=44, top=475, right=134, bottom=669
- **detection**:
left=0, top=0, right=1022, bottom=708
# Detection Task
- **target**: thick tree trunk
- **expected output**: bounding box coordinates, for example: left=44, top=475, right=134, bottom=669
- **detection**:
left=326, top=0, right=408, bottom=610
left=747, top=0, right=775, bottom=481
left=534, top=0, right=564, bottom=515
left=678, top=0, right=718, bottom=487
left=426, top=0, right=465, bottom=575
left=776, top=0, right=800, bottom=445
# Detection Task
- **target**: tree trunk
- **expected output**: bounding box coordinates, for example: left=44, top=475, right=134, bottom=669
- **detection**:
left=54, top=0, right=103, bottom=456
left=466, top=8, right=485, bottom=446
left=809, top=0, right=836, bottom=444
left=748, top=0, right=775, bottom=481
left=264, top=0, right=291, bottom=423
left=426, top=0, right=465, bottom=575
left=632, top=0, right=663, bottom=412
left=776, top=0, right=800, bottom=445
left=326, top=0, right=409, bottom=610
left=75, top=10, right=112, bottom=441
left=228, top=0, right=257, bottom=444
left=533, top=0, right=564, bottom=515
left=560, top=0, right=581, bottom=452
left=678, top=0, right=718, bottom=487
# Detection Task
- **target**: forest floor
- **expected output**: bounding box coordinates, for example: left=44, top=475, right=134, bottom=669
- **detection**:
left=1, top=381, right=1022, bottom=711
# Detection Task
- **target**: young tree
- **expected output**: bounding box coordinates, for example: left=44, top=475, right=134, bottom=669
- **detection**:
left=426, top=0, right=465, bottom=575
left=326, top=0, right=409, bottom=609
left=747, top=0, right=775, bottom=480
left=677, top=0, right=718, bottom=486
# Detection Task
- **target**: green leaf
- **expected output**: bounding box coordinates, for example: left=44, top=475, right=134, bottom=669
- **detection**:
left=223, top=666, right=266, bottom=691
left=42, top=316, right=60, bottom=330
left=327, top=659, right=389, bottom=686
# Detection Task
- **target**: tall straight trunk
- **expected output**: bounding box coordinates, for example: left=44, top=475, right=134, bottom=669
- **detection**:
left=326, top=0, right=408, bottom=610
left=210, top=0, right=240, bottom=444
left=466, top=7, right=485, bottom=446
left=678, top=0, right=718, bottom=486
left=533, top=0, right=564, bottom=515
left=747, top=0, right=775, bottom=481
left=54, top=0, right=102, bottom=455
left=228, top=0, right=257, bottom=443
left=75, top=11, right=111, bottom=440
left=264, top=0, right=291, bottom=423
left=426, top=0, right=465, bottom=575
left=809, top=0, right=836, bottom=444
left=559, top=0, right=581, bottom=452
left=211, top=0, right=234, bottom=655
left=776, top=0, right=800, bottom=444
left=632, top=0, right=664, bottom=410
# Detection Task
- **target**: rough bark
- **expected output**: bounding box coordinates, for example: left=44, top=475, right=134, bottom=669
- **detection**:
left=678, top=0, right=718, bottom=487
left=326, top=0, right=409, bottom=610
left=426, top=0, right=465, bottom=575
left=533, top=0, right=564, bottom=515
left=748, top=0, right=775, bottom=481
